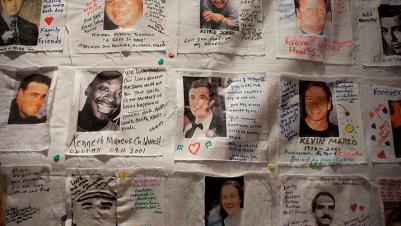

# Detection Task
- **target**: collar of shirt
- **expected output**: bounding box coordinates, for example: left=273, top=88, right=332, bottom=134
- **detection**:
left=2, top=13, right=18, bottom=28
left=196, top=112, right=213, bottom=131
left=300, top=27, right=323, bottom=36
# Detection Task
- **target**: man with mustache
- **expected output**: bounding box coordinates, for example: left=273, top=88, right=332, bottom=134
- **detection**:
left=378, top=5, right=401, bottom=56
left=0, top=0, right=38, bottom=46
left=8, top=74, right=51, bottom=124
left=184, top=79, right=226, bottom=139
left=77, top=71, right=122, bottom=132
left=312, top=192, right=335, bottom=226
left=104, top=0, right=143, bottom=30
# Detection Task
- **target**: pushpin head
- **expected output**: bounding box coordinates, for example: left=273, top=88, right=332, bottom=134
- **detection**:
left=158, top=58, right=164, bottom=65
left=268, top=163, right=275, bottom=171
left=61, top=215, right=67, bottom=222
left=119, top=170, right=129, bottom=180
left=168, top=52, right=175, bottom=58
left=53, top=154, right=60, bottom=162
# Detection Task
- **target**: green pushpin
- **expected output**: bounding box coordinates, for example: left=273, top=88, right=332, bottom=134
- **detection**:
left=53, top=154, right=60, bottom=162
left=158, top=58, right=164, bottom=65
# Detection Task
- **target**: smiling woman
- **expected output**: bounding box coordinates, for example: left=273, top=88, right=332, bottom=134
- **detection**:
left=103, top=0, right=143, bottom=30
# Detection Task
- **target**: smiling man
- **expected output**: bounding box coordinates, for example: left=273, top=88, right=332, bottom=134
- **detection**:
left=104, top=0, right=143, bottom=30
left=379, top=5, right=401, bottom=56
left=77, top=71, right=122, bottom=132
left=294, top=0, right=328, bottom=35
left=312, top=192, right=335, bottom=226
left=184, top=79, right=226, bottom=139
left=201, top=0, right=239, bottom=31
left=8, top=74, right=51, bottom=124
left=300, top=81, right=339, bottom=137
left=0, top=0, right=38, bottom=45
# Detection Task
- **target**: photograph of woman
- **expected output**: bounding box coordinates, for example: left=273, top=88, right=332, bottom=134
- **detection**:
left=205, top=176, right=244, bottom=226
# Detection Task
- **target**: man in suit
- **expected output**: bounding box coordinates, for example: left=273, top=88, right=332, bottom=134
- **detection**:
left=8, top=74, right=51, bottom=124
left=184, top=79, right=226, bottom=138
left=77, top=71, right=122, bottom=132
left=0, top=0, right=38, bottom=46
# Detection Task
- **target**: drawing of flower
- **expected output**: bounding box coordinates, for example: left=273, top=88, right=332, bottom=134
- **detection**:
left=205, top=129, right=217, bottom=138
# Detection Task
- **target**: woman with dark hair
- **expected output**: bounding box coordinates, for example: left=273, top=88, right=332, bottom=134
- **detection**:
left=220, top=180, right=243, bottom=226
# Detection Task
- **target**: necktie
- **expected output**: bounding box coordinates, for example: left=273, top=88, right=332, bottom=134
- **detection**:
left=185, top=122, right=203, bottom=138
left=9, top=20, right=19, bottom=44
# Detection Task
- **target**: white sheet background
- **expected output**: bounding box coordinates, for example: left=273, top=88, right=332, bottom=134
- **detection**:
left=0, top=0, right=400, bottom=225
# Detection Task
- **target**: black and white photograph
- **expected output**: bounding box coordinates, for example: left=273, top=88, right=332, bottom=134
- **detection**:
left=311, top=191, right=336, bottom=226
left=0, top=0, right=41, bottom=46
left=205, top=176, right=244, bottom=226
left=77, top=71, right=123, bottom=132
left=378, top=5, right=401, bottom=56
left=299, top=80, right=339, bottom=137
left=183, top=76, right=226, bottom=139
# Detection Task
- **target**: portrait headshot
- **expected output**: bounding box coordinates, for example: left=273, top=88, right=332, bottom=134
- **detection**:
left=378, top=5, right=401, bottom=56
left=7, top=74, right=51, bottom=124
left=104, top=0, right=143, bottom=30
left=77, top=71, right=122, bottom=132
left=0, top=0, right=40, bottom=46
left=311, top=191, right=335, bottom=226
left=72, top=190, right=117, bottom=226
left=200, top=0, right=240, bottom=31
left=384, top=202, right=401, bottom=226
left=294, top=0, right=330, bottom=36
left=299, top=80, right=339, bottom=137
left=205, top=176, right=244, bottom=226
left=183, top=77, right=226, bottom=139
left=389, top=100, right=401, bottom=158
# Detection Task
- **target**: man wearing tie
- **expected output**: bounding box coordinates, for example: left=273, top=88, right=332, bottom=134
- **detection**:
left=0, top=0, right=38, bottom=46
left=184, top=79, right=226, bottom=139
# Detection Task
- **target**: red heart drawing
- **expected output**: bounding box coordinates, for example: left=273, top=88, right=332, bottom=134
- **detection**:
left=359, top=205, right=365, bottom=212
left=188, top=142, right=200, bottom=155
left=350, top=203, right=358, bottom=212
left=44, top=16, right=54, bottom=25
left=377, top=151, right=386, bottom=159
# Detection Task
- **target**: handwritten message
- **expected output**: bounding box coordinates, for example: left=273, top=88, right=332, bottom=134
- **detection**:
left=9, top=167, right=50, bottom=195
left=72, top=0, right=165, bottom=53
left=379, top=178, right=401, bottom=202
left=68, top=175, right=116, bottom=197
left=6, top=206, right=40, bottom=225
left=279, top=79, right=299, bottom=142
left=280, top=175, right=370, bottom=226
left=131, top=178, right=163, bottom=214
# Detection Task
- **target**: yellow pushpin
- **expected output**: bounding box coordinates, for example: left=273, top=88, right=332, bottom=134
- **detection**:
left=268, top=163, right=275, bottom=171
left=118, top=170, right=129, bottom=180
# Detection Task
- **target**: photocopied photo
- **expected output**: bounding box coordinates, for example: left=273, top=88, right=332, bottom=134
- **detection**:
left=200, top=0, right=240, bottom=31
left=0, top=0, right=41, bottom=46
left=378, top=4, right=401, bottom=56
left=294, top=0, right=331, bottom=36
left=77, top=71, right=123, bottom=132
left=182, top=76, right=227, bottom=139
left=104, top=0, right=143, bottom=30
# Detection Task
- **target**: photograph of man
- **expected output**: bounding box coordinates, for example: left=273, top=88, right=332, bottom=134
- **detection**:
left=104, top=0, right=143, bottom=30
left=299, top=80, right=339, bottom=137
left=386, top=206, right=401, bottom=226
left=311, top=192, right=335, bottom=226
left=294, top=0, right=329, bottom=36
left=0, top=0, right=39, bottom=46
left=200, top=0, right=239, bottom=31
left=205, top=177, right=244, bottom=226
left=72, top=190, right=117, bottom=226
left=389, top=100, right=401, bottom=158
left=8, top=74, right=51, bottom=124
left=378, top=5, right=401, bottom=56
left=77, top=71, right=122, bottom=132
left=183, top=77, right=226, bottom=139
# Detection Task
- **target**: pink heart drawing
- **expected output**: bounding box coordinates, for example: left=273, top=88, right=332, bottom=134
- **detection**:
left=44, top=16, right=54, bottom=25
left=188, top=142, right=200, bottom=155
left=377, top=151, right=387, bottom=159
left=350, top=203, right=358, bottom=212
left=359, top=205, right=365, bottom=212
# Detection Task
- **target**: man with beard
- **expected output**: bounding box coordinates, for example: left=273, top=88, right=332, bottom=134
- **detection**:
left=77, top=71, right=122, bottom=132
left=312, top=192, right=335, bottom=226
left=378, top=5, right=401, bottom=56
left=200, top=0, right=239, bottom=31
left=294, top=0, right=329, bottom=36
left=104, top=0, right=143, bottom=30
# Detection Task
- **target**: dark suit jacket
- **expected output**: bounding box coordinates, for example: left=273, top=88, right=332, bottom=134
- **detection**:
left=0, top=15, right=38, bottom=46
left=185, top=113, right=227, bottom=138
